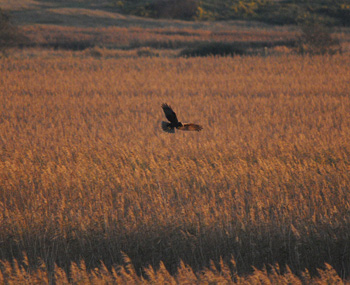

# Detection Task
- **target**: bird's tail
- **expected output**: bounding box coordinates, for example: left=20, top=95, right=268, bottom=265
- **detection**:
left=161, top=121, right=175, bottom=133
left=178, top=123, right=203, bottom=132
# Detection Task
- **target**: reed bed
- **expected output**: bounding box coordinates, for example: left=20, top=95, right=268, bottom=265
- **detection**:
left=0, top=54, right=350, bottom=283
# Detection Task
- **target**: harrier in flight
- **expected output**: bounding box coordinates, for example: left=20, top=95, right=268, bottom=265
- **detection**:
left=161, top=103, right=203, bottom=133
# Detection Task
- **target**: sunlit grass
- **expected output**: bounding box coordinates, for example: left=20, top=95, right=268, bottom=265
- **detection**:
left=0, top=53, right=350, bottom=282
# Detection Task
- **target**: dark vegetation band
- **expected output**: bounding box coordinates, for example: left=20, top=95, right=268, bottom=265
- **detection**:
left=118, top=0, right=350, bottom=26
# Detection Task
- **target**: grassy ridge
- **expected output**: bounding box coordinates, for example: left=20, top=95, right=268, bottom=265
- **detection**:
left=1, top=54, right=350, bottom=282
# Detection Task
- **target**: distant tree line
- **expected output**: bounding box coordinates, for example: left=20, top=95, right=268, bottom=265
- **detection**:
left=115, top=0, right=350, bottom=26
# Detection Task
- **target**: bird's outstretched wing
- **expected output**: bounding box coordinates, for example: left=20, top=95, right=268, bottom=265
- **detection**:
left=162, top=103, right=178, bottom=124
left=178, top=123, right=203, bottom=132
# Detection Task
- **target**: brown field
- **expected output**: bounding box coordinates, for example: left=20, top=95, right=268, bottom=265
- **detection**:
left=0, top=53, right=350, bottom=283
left=1, top=0, right=350, bottom=283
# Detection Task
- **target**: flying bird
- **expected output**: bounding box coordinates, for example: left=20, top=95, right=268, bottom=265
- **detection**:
left=161, top=103, right=203, bottom=133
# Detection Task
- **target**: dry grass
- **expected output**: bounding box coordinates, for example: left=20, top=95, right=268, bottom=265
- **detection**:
left=19, top=24, right=297, bottom=50
left=0, top=53, right=350, bottom=283
left=0, top=255, right=344, bottom=284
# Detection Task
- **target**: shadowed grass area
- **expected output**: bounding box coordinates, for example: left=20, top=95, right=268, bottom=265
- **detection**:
left=178, top=40, right=297, bottom=57
left=179, top=41, right=247, bottom=57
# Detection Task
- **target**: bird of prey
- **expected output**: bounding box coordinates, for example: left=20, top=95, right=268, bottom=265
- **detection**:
left=161, top=103, right=203, bottom=133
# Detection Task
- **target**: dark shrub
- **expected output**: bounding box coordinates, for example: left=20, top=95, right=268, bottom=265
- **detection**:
left=42, top=40, right=96, bottom=51
left=179, top=41, right=246, bottom=57
left=152, top=0, right=199, bottom=19
left=120, top=0, right=199, bottom=19
left=296, top=22, right=341, bottom=55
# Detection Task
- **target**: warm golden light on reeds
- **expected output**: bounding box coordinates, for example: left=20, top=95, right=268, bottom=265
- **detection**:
left=1, top=54, right=350, bottom=282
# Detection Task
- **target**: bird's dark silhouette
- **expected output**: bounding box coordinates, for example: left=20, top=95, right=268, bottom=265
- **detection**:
left=161, top=103, right=203, bottom=133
